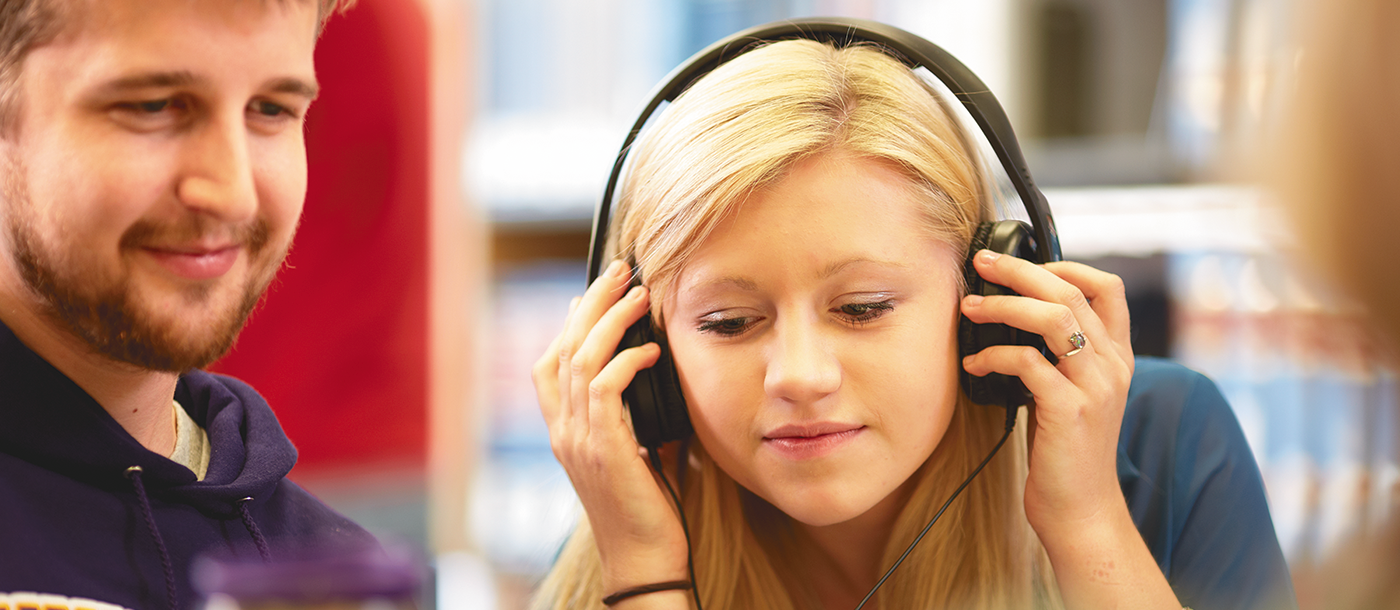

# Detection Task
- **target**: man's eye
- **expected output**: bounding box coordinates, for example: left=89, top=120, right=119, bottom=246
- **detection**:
left=110, top=98, right=188, bottom=129
left=120, top=98, right=184, bottom=114
left=136, top=100, right=170, bottom=113
left=250, top=100, right=290, bottom=117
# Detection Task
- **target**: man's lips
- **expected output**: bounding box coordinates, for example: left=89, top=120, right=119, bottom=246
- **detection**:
left=142, top=245, right=241, bottom=280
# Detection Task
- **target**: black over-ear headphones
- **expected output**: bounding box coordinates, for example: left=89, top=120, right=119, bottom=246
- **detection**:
left=588, top=17, right=1063, bottom=451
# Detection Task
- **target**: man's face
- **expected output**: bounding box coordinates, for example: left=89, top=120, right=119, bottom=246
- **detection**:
left=0, top=0, right=320, bottom=371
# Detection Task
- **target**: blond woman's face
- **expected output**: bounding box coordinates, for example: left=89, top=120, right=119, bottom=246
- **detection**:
left=663, top=149, right=964, bottom=526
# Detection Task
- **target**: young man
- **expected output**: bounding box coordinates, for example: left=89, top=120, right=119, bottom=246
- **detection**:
left=0, top=0, right=370, bottom=608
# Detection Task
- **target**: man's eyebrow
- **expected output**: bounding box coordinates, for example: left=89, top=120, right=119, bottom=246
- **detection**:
left=267, top=77, right=320, bottom=100
left=88, top=72, right=319, bottom=100
left=96, top=71, right=200, bottom=92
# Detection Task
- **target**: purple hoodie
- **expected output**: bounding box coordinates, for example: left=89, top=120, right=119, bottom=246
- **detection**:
left=0, top=321, right=373, bottom=609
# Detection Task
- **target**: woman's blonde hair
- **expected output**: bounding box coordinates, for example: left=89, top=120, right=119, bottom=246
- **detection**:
left=534, top=38, right=1059, bottom=609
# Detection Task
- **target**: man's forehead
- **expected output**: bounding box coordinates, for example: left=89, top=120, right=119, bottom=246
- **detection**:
left=28, top=0, right=321, bottom=86
left=50, top=0, right=322, bottom=46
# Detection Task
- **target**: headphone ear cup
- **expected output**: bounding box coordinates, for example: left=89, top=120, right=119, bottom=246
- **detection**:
left=958, top=220, right=1051, bottom=411
left=958, top=223, right=998, bottom=406
left=617, top=313, right=693, bottom=449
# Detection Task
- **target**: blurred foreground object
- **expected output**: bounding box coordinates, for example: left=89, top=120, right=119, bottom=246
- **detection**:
left=1272, top=0, right=1400, bottom=353
left=1271, top=0, right=1400, bottom=608
left=194, top=544, right=426, bottom=610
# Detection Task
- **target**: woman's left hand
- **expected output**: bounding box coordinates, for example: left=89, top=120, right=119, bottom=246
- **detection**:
left=959, top=249, right=1133, bottom=531
left=961, top=249, right=1179, bottom=610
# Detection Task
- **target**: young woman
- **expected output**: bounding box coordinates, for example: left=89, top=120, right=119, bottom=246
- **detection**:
left=532, top=34, right=1293, bottom=610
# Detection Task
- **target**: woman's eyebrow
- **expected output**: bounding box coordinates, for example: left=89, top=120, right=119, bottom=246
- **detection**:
left=819, top=257, right=911, bottom=279
left=691, top=276, right=758, bottom=292
left=684, top=259, right=911, bottom=292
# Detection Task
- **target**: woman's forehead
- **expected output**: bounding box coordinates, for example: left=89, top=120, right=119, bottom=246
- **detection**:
left=671, top=151, right=959, bottom=287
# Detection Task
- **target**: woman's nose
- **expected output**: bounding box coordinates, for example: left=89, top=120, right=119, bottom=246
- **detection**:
left=763, top=316, right=842, bottom=404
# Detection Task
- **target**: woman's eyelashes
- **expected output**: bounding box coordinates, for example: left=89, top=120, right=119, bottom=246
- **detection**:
left=697, top=313, right=759, bottom=337
left=694, top=298, right=896, bottom=337
left=835, top=299, right=894, bottom=325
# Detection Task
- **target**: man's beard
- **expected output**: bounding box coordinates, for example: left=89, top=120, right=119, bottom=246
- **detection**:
left=3, top=158, right=284, bottom=372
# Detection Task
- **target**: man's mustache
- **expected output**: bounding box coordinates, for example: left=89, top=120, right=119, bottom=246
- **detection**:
left=118, top=215, right=271, bottom=254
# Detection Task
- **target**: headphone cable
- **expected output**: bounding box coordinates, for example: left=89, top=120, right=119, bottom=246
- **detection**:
left=852, top=412, right=1016, bottom=610
left=648, top=449, right=704, bottom=610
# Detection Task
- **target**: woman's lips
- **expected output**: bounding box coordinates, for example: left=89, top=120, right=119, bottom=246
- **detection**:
left=763, top=424, right=866, bottom=460
left=144, top=246, right=240, bottom=280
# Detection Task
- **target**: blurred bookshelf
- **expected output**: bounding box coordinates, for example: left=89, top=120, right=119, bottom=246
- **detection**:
left=451, top=0, right=1393, bottom=607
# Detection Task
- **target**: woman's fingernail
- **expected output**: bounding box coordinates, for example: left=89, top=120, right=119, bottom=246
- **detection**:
left=963, top=294, right=984, bottom=307
left=628, top=285, right=646, bottom=300
left=606, top=260, right=625, bottom=278
left=962, top=355, right=975, bottom=368
left=978, top=250, right=1001, bottom=264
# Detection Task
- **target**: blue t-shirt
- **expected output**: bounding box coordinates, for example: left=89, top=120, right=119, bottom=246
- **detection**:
left=1122, top=358, right=1297, bottom=610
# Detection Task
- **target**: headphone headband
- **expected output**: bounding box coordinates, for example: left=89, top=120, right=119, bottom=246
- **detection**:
left=588, top=16, right=1061, bottom=283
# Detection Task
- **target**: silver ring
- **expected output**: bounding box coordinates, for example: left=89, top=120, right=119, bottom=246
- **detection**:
left=1060, top=331, right=1088, bottom=359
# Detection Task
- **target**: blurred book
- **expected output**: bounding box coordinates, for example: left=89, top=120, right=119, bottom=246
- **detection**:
left=473, top=261, right=586, bottom=575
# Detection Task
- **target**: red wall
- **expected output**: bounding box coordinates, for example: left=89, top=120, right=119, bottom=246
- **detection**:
left=212, top=0, right=431, bottom=475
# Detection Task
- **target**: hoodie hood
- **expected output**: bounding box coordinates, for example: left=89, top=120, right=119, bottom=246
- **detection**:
left=0, top=321, right=296, bottom=518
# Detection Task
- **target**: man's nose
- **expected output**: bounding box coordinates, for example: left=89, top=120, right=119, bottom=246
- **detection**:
left=175, top=113, right=257, bottom=223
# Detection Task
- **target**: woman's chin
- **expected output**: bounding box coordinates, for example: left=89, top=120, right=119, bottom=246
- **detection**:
left=755, top=471, right=922, bottom=531
left=767, top=493, right=882, bottom=528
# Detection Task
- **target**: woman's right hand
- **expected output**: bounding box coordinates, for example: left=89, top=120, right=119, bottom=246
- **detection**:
left=532, top=259, right=692, bottom=598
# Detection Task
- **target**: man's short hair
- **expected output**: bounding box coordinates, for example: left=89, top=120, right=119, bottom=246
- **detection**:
left=0, top=0, right=356, bottom=135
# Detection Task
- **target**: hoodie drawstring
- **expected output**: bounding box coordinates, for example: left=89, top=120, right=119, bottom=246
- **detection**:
left=125, top=466, right=177, bottom=610
left=236, top=496, right=272, bottom=562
